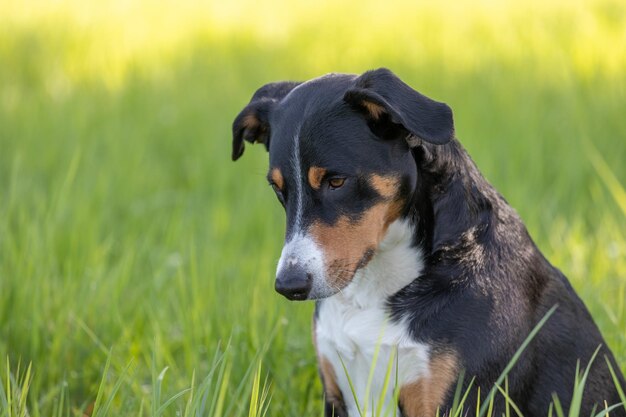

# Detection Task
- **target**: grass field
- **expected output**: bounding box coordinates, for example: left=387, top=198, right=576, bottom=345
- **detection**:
left=1, top=1, right=625, bottom=416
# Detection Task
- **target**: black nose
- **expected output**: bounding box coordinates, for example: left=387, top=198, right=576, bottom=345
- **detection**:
left=275, top=265, right=312, bottom=300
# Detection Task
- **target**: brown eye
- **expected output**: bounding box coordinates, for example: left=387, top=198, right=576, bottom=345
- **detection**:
left=328, top=177, right=346, bottom=189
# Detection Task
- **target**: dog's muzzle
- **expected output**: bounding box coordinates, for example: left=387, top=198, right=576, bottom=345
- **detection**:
left=275, top=233, right=328, bottom=300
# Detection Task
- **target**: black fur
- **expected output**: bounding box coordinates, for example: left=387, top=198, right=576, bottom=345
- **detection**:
left=232, top=68, right=626, bottom=416
left=389, top=141, right=626, bottom=415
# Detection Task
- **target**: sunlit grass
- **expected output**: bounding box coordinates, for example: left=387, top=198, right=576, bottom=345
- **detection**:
left=0, top=0, right=625, bottom=415
left=1, top=0, right=625, bottom=88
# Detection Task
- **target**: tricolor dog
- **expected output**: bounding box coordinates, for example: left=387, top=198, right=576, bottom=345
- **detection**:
left=231, top=68, right=625, bottom=417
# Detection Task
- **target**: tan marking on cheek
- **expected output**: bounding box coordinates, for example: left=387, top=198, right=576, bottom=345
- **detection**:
left=369, top=174, right=400, bottom=199
left=399, top=352, right=458, bottom=417
left=362, top=100, right=385, bottom=120
left=310, top=200, right=402, bottom=288
left=270, top=168, right=284, bottom=191
left=309, top=175, right=404, bottom=288
left=308, top=166, right=326, bottom=190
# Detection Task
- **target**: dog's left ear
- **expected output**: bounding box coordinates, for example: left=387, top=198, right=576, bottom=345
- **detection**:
left=344, top=68, right=454, bottom=146
left=232, top=81, right=301, bottom=161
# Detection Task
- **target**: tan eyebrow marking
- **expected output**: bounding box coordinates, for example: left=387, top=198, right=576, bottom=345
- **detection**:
left=270, top=167, right=284, bottom=191
left=369, top=174, right=400, bottom=199
left=308, top=166, right=327, bottom=190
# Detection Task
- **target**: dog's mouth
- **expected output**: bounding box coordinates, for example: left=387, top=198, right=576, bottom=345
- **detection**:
left=282, top=289, right=309, bottom=301
left=275, top=284, right=336, bottom=301
left=275, top=263, right=368, bottom=301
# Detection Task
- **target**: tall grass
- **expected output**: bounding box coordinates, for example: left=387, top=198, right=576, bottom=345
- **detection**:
left=0, top=0, right=625, bottom=415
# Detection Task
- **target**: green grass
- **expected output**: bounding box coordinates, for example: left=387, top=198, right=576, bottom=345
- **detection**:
left=0, top=1, right=625, bottom=415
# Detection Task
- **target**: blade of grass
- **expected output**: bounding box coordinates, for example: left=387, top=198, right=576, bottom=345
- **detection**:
left=155, top=388, right=191, bottom=416
left=553, top=393, right=566, bottom=417
left=478, top=304, right=558, bottom=417
left=223, top=322, right=281, bottom=417
left=152, top=365, right=169, bottom=417
left=0, top=362, right=8, bottom=417
left=362, top=322, right=388, bottom=417
left=136, top=399, right=144, bottom=417
left=5, top=358, right=12, bottom=417
left=452, top=375, right=475, bottom=417
left=605, top=357, right=626, bottom=414
left=338, top=353, right=363, bottom=417
left=195, top=341, right=229, bottom=417
left=212, top=359, right=232, bottom=417
left=184, top=370, right=195, bottom=417
left=249, top=361, right=264, bottom=417
left=495, top=381, right=524, bottom=417
left=505, top=377, right=510, bottom=417
left=450, top=369, right=465, bottom=415
left=486, top=391, right=495, bottom=417
left=247, top=362, right=271, bottom=417
left=586, top=141, right=626, bottom=218
left=390, top=347, right=400, bottom=417
left=375, top=346, right=397, bottom=417
left=93, top=361, right=132, bottom=417
left=593, top=402, right=626, bottom=417
left=0, top=384, right=6, bottom=417
left=259, top=374, right=272, bottom=417
left=91, top=350, right=113, bottom=417
left=568, top=345, right=602, bottom=417
left=17, top=363, right=32, bottom=417
left=54, top=378, right=67, bottom=417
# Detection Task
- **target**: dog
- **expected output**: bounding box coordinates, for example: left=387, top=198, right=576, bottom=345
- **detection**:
left=231, top=68, right=625, bottom=417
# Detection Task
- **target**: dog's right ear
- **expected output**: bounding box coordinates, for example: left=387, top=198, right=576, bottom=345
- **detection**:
left=232, top=81, right=301, bottom=161
left=344, top=68, right=454, bottom=147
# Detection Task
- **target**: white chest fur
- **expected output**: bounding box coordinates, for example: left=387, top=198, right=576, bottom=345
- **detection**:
left=315, top=220, right=429, bottom=417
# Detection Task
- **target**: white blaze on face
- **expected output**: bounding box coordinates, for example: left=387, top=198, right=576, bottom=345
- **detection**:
left=275, top=130, right=335, bottom=298
left=290, top=130, right=304, bottom=231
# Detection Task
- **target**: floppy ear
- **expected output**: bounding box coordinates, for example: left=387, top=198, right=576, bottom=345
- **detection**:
left=232, top=81, right=301, bottom=161
left=344, top=68, right=454, bottom=146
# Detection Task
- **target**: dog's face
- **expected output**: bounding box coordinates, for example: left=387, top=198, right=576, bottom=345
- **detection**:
left=232, top=69, right=454, bottom=300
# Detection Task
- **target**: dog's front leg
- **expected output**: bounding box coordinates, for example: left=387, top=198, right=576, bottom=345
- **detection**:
left=323, top=395, right=348, bottom=417
left=318, top=357, right=348, bottom=417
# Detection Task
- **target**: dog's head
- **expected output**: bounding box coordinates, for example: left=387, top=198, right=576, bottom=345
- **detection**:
left=232, top=68, right=454, bottom=300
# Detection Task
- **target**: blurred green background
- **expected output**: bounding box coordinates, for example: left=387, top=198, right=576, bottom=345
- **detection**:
left=0, top=1, right=625, bottom=416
